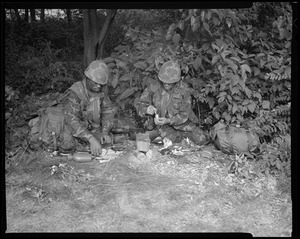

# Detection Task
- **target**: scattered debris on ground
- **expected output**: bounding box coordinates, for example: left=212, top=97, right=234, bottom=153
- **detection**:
left=5, top=137, right=292, bottom=235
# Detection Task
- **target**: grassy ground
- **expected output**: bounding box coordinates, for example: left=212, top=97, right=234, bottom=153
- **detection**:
left=5, top=142, right=292, bottom=235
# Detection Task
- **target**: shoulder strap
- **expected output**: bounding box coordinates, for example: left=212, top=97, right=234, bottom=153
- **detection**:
left=225, top=126, right=233, bottom=154
left=245, top=129, right=253, bottom=151
left=69, top=81, right=89, bottom=105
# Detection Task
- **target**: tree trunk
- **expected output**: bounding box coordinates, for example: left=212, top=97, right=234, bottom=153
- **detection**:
left=24, top=9, right=29, bottom=22
left=41, top=9, right=45, bottom=22
left=30, top=9, right=36, bottom=22
left=83, top=9, right=99, bottom=69
left=9, top=9, right=13, bottom=20
left=67, top=9, right=72, bottom=27
left=83, top=9, right=117, bottom=69
left=96, top=9, right=117, bottom=59
left=13, top=9, right=21, bottom=23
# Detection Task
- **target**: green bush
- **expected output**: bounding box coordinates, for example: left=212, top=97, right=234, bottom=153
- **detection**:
left=5, top=38, right=81, bottom=96
left=107, top=4, right=291, bottom=129
left=5, top=17, right=84, bottom=96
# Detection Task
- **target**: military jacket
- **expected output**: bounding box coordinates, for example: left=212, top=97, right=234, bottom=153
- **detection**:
left=136, top=81, right=193, bottom=128
left=61, top=78, right=115, bottom=141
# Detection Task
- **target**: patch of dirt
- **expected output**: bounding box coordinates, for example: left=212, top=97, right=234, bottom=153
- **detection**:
left=5, top=141, right=292, bottom=236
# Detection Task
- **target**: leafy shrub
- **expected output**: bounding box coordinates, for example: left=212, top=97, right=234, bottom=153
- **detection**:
left=256, top=133, right=291, bottom=177
left=5, top=85, right=20, bottom=121
left=5, top=37, right=82, bottom=96
left=107, top=4, right=291, bottom=130
left=228, top=132, right=291, bottom=179
left=245, top=103, right=291, bottom=142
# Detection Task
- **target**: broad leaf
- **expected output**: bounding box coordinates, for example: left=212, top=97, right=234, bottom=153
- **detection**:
left=208, top=98, right=215, bottom=109
left=172, top=33, right=181, bottom=45
left=206, top=10, right=212, bottom=20
left=201, top=10, right=205, bottom=21
left=193, top=57, right=202, bottom=70
left=192, top=22, right=200, bottom=32
left=114, top=86, right=122, bottom=95
left=262, top=100, right=270, bottom=109
left=253, top=67, right=260, bottom=76
left=230, top=56, right=241, bottom=63
left=226, top=18, right=232, bottom=28
left=248, top=103, right=256, bottom=113
left=253, top=92, right=262, bottom=101
left=241, top=66, right=247, bottom=81
left=231, top=75, right=239, bottom=86
left=231, top=86, right=240, bottom=95
left=213, top=111, right=221, bottom=119
left=224, top=113, right=231, bottom=122
left=191, top=16, right=200, bottom=32
left=241, top=64, right=251, bottom=74
left=218, top=96, right=225, bottom=103
left=232, top=104, right=238, bottom=114
left=111, top=75, right=119, bottom=88
left=203, top=22, right=212, bottom=36
left=260, top=59, right=266, bottom=67
left=285, top=41, right=291, bottom=48
left=212, top=16, right=220, bottom=26
left=166, top=23, right=176, bottom=40
left=212, top=55, right=220, bottom=65
left=117, top=87, right=137, bottom=100
left=225, top=59, right=238, bottom=73
left=211, top=43, right=220, bottom=51
left=191, top=16, right=196, bottom=26
left=244, top=87, right=252, bottom=98
left=257, top=53, right=265, bottom=58
left=119, top=74, right=132, bottom=82
left=178, top=21, right=184, bottom=30
left=134, top=61, right=147, bottom=69
left=206, top=70, right=212, bottom=75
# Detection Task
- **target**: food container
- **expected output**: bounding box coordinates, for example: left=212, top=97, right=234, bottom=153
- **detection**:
left=71, top=151, right=93, bottom=162
left=136, top=132, right=150, bottom=152
left=70, top=149, right=108, bottom=163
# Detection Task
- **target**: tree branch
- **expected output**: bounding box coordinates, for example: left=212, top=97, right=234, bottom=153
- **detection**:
left=97, top=9, right=117, bottom=59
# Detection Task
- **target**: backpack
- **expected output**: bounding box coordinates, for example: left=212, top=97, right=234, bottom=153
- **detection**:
left=28, top=105, right=75, bottom=151
left=211, top=121, right=260, bottom=154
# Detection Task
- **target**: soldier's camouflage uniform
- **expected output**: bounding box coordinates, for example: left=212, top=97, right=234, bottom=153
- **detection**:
left=58, top=78, right=116, bottom=149
left=135, top=81, right=207, bottom=145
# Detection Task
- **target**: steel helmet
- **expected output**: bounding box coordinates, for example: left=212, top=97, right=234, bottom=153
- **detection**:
left=158, top=61, right=181, bottom=83
left=84, top=60, right=109, bottom=85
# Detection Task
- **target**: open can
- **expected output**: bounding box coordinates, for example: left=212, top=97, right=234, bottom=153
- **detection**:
left=136, top=132, right=150, bottom=152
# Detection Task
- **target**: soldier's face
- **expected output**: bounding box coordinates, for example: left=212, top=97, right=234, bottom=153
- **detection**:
left=86, top=78, right=103, bottom=92
left=162, top=82, right=175, bottom=91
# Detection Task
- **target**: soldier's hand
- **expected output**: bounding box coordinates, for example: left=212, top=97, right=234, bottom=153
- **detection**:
left=88, top=136, right=102, bottom=156
left=154, top=117, right=171, bottom=126
left=147, top=105, right=157, bottom=115
left=99, top=133, right=112, bottom=144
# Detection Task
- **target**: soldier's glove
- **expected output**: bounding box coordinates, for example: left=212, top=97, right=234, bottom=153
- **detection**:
left=154, top=117, right=171, bottom=126
left=146, top=105, right=157, bottom=115
left=88, top=136, right=102, bottom=156
left=99, top=133, right=112, bottom=144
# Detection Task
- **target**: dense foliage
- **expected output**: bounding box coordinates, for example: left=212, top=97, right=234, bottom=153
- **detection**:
left=106, top=5, right=291, bottom=127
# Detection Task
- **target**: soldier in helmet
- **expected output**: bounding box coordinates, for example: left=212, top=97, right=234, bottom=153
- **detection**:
left=28, top=60, right=121, bottom=156
left=58, top=60, right=117, bottom=155
left=135, top=60, right=208, bottom=145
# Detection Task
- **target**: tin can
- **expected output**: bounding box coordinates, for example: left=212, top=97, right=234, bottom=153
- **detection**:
left=136, top=132, right=150, bottom=152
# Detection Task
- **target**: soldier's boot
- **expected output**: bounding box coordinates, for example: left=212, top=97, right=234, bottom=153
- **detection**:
left=184, top=128, right=210, bottom=146
left=146, top=129, right=160, bottom=141
left=160, top=125, right=182, bottom=143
